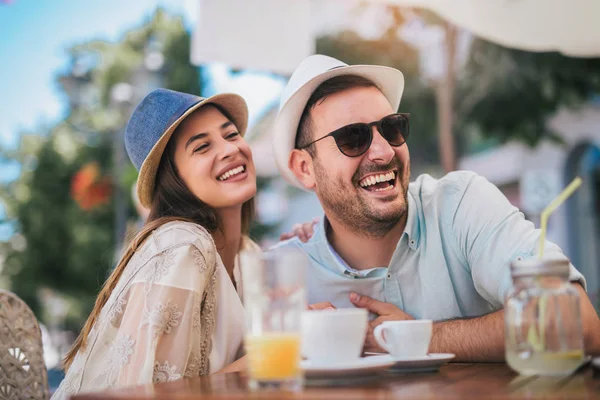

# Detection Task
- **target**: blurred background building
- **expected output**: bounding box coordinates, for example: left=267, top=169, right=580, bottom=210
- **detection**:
left=0, top=0, right=599, bottom=390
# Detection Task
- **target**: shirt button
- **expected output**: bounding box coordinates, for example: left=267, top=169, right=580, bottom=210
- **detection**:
left=410, top=239, right=416, bottom=246
left=387, top=273, right=392, bottom=279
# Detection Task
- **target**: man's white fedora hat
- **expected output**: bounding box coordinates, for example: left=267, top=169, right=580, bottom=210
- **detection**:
left=272, top=54, right=405, bottom=189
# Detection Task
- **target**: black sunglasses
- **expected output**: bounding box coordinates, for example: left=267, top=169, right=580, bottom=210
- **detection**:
left=299, top=113, right=410, bottom=157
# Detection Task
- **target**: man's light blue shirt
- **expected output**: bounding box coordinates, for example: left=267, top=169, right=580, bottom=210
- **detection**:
left=272, top=171, right=586, bottom=320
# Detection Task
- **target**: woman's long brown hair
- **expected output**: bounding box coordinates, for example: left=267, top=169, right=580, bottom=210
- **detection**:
left=62, top=107, right=254, bottom=370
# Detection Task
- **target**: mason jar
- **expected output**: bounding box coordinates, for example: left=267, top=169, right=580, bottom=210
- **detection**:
left=504, top=259, right=584, bottom=376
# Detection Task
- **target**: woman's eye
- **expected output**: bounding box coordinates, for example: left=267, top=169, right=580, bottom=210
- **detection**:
left=226, top=132, right=240, bottom=140
left=193, top=144, right=209, bottom=153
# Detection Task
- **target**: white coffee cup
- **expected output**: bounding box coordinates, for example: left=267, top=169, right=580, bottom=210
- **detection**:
left=373, top=320, right=432, bottom=359
left=301, top=308, right=368, bottom=364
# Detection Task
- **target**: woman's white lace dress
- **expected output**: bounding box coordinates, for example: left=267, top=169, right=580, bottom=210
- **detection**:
left=52, top=221, right=253, bottom=399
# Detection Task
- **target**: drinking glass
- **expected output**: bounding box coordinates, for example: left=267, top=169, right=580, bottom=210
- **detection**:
left=505, top=259, right=584, bottom=376
left=240, top=249, right=306, bottom=391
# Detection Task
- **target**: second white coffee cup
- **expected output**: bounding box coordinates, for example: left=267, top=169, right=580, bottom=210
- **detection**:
left=301, top=308, right=368, bottom=364
left=373, top=320, right=432, bottom=359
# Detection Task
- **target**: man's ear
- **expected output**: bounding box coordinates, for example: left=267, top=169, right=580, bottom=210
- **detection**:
left=289, top=149, right=316, bottom=190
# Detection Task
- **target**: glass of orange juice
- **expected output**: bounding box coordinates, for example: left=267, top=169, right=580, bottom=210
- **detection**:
left=240, top=249, right=306, bottom=391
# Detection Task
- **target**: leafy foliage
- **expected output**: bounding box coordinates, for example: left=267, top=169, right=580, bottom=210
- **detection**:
left=458, top=39, right=600, bottom=147
left=0, top=10, right=201, bottom=328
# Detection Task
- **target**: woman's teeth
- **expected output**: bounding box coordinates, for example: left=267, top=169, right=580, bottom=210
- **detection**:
left=218, top=165, right=245, bottom=181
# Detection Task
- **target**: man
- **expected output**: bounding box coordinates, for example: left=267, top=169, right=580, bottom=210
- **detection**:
left=271, top=54, right=600, bottom=361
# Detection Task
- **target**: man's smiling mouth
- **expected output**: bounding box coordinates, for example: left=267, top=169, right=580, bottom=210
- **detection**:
left=358, top=170, right=397, bottom=192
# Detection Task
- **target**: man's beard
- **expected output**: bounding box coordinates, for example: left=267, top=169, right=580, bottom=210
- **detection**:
left=314, top=157, right=409, bottom=238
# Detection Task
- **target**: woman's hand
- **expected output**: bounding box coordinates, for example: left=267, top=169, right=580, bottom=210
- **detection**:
left=279, top=218, right=319, bottom=243
left=215, top=355, right=247, bottom=374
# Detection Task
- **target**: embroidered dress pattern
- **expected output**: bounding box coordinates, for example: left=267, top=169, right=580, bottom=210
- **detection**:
left=191, top=247, right=208, bottom=272
left=108, top=294, right=128, bottom=323
left=141, top=300, right=183, bottom=336
left=50, top=222, right=251, bottom=400
left=153, top=361, right=182, bottom=383
left=103, top=334, right=135, bottom=384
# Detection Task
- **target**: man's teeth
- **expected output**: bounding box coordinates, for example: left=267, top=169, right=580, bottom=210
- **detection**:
left=218, top=166, right=245, bottom=181
left=359, top=171, right=395, bottom=188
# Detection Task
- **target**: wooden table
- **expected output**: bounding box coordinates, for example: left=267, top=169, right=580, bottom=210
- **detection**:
left=73, top=363, right=600, bottom=399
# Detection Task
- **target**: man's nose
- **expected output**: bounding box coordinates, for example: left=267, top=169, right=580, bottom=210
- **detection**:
left=366, top=126, right=395, bottom=164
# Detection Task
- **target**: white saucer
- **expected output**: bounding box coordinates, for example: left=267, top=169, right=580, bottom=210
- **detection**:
left=301, top=355, right=395, bottom=378
left=388, top=353, right=455, bottom=372
left=365, top=352, right=455, bottom=372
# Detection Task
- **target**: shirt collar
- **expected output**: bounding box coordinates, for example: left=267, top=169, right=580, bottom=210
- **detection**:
left=308, top=216, right=380, bottom=277
left=403, top=190, right=421, bottom=250
left=318, top=216, right=354, bottom=276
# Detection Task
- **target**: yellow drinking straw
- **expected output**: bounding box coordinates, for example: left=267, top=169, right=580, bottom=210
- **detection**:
left=528, top=176, right=582, bottom=353
left=538, top=177, right=582, bottom=258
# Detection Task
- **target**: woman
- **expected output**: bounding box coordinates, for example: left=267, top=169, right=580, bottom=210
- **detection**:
left=52, top=89, right=311, bottom=398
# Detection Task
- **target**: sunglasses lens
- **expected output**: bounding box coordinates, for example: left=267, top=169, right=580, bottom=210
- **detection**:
left=335, top=124, right=372, bottom=157
left=381, top=114, right=409, bottom=145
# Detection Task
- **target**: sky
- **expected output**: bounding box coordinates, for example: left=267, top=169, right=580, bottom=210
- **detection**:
left=0, top=1, right=191, bottom=146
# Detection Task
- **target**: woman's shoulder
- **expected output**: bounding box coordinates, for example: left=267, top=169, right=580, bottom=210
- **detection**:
left=128, top=221, right=218, bottom=281
left=156, top=220, right=214, bottom=245
left=137, top=220, right=217, bottom=261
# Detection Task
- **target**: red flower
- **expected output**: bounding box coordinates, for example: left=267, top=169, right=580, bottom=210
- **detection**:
left=71, top=162, right=113, bottom=210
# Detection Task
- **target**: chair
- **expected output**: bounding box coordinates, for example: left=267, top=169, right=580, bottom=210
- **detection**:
left=0, top=290, right=49, bottom=400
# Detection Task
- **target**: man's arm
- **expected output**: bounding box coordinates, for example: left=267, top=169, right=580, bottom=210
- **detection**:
left=350, top=293, right=504, bottom=360
left=431, top=284, right=600, bottom=359
left=351, top=284, right=600, bottom=360
left=430, top=310, right=504, bottom=362
left=452, top=174, right=588, bottom=315
left=574, top=283, right=600, bottom=355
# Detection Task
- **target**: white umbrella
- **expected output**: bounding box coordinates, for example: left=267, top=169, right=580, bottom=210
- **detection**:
left=371, top=0, right=600, bottom=57
left=191, top=0, right=313, bottom=75
left=192, top=0, right=600, bottom=72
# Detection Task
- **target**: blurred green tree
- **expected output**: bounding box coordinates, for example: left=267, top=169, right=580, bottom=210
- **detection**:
left=458, top=39, right=600, bottom=148
left=0, top=9, right=201, bottom=328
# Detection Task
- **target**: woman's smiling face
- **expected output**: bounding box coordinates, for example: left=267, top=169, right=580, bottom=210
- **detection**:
left=172, top=105, right=257, bottom=209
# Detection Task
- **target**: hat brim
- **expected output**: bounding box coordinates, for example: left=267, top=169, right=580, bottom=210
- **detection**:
left=272, top=65, right=405, bottom=190
left=137, top=93, right=248, bottom=208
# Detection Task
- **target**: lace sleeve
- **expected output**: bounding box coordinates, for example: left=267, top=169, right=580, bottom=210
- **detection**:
left=106, top=240, right=217, bottom=386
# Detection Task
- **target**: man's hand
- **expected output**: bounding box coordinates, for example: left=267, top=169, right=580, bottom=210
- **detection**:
left=349, top=292, right=414, bottom=352
left=308, top=301, right=336, bottom=311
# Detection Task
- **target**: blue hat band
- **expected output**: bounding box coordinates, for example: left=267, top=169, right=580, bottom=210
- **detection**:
left=166, top=96, right=203, bottom=128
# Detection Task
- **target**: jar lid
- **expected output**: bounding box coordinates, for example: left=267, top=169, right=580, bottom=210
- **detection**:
left=510, top=258, right=570, bottom=278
